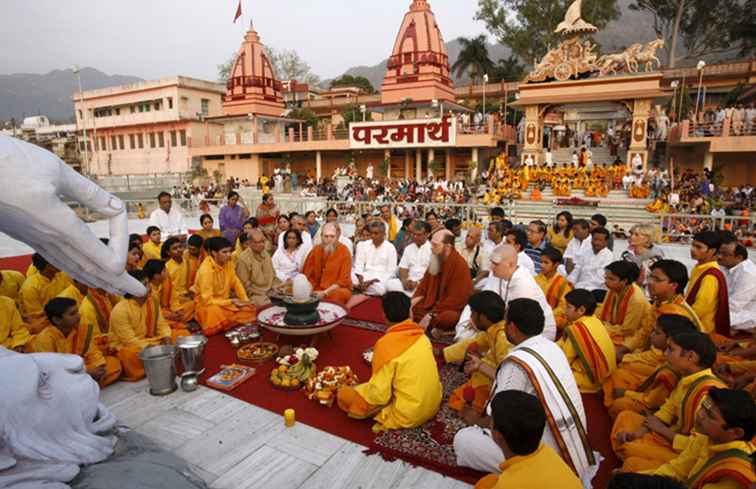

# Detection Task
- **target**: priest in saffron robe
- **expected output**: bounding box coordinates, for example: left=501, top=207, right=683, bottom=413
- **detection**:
left=597, top=261, right=653, bottom=348
left=194, top=237, right=255, bottom=336
left=612, top=331, right=726, bottom=472
left=110, top=270, right=173, bottom=381
left=0, top=295, right=31, bottom=351
left=412, top=230, right=473, bottom=331
left=337, top=292, right=442, bottom=432
left=0, top=269, right=25, bottom=305
left=302, top=223, right=353, bottom=305
left=29, top=297, right=121, bottom=386
left=534, top=247, right=572, bottom=332
left=645, top=388, right=756, bottom=488
left=686, top=231, right=730, bottom=336
left=558, top=289, right=617, bottom=393
left=19, top=253, right=59, bottom=333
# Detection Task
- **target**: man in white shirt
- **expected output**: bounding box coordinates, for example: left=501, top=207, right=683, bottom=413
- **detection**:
left=482, top=221, right=507, bottom=257
left=458, top=226, right=489, bottom=286
left=352, top=221, right=397, bottom=296
left=277, top=214, right=313, bottom=252
left=455, top=244, right=557, bottom=341
left=149, top=191, right=187, bottom=238
left=386, top=221, right=431, bottom=297
left=563, top=219, right=592, bottom=278
left=453, top=298, right=597, bottom=484
left=505, top=228, right=536, bottom=275
left=718, top=241, right=756, bottom=331
left=570, top=227, right=613, bottom=292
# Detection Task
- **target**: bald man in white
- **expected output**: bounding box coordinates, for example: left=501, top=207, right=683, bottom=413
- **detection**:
left=454, top=244, right=557, bottom=341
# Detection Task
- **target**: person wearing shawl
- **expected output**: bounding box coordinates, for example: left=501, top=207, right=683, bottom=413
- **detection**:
left=558, top=289, right=617, bottom=393
left=302, top=223, right=353, bottom=305
left=236, top=229, right=281, bottom=306
left=596, top=261, right=653, bottom=348
left=686, top=231, right=731, bottom=336
left=337, top=292, right=442, bottom=432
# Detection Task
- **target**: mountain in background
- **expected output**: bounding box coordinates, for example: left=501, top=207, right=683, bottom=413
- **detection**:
left=0, top=68, right=142, bottom=123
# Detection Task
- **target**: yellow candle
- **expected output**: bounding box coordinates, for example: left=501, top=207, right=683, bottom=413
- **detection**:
left=284, top=408, right=295, bottom=427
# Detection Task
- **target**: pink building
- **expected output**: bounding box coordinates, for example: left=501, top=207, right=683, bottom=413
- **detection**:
left=73, top=77, right=225, bottom=176
left=190, top=0, right=514, bottom=183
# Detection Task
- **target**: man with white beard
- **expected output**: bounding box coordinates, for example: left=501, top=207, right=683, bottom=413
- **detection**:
left=386, top=221, right=432, bottom=297
left=454, top=244, right=557, bottom=341
left=352, top=221, right=397, bottom=296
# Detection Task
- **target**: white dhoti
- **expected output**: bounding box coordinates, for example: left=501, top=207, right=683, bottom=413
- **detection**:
left=384, top=278, right=415, bottom=297
left=352, top=272, right=390, bottom=296
left=453, top=426, right=504, bottom=473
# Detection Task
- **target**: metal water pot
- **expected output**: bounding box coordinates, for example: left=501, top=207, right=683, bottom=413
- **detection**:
left=176, top=334, right=208, bottom=375
left=139, top=344, right=178, bottom=396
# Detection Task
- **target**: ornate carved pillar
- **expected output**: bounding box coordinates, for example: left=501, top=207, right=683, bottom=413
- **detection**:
left=628, top=99, right=651, bottom=171
left=521, top=104, right=543, bottom=165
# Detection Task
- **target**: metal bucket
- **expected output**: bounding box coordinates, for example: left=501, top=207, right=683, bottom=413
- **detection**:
left=139, top=344, right=178, bottom=396
left=176, top=335, right=208, bottom=375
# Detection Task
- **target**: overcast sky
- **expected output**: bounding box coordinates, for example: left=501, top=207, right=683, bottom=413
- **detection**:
left=2, top=0, right=490, bottom=81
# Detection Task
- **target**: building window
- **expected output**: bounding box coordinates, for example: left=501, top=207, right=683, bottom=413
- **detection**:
left=167, top=97, right=173, bottom=109
left=149, top=133, right=156, bottom=148
left=154, top=101, right=161, bottom=111
left=129, top=134, right=135, bottom=149
left=137, top=133, right=144, bottom=149
left=115, top=108, right=121, bottom=116
left=110, top=136, right=117, bottom=151
left=157, top=132, right=165, bottom=148
left=78, top=110, right=83, bottom=119
left=118, top=135, right=125, bottom=150
left=170, top=130, right=177, bottom=147
left=179, top=130, right=186, bottom=146
left=201, top=99, right=209, bottom=116
left=130, top=105, right=136, bottom=113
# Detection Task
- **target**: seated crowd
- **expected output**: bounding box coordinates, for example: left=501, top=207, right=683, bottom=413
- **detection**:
left=1, top=191, right=755, bottom=488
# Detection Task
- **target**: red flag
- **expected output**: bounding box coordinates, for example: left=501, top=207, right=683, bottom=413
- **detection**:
left=233, top=0, right=242, bottom=23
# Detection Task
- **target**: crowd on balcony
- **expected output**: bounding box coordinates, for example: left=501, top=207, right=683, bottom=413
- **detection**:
left=684, top=102, right=756, bottom=137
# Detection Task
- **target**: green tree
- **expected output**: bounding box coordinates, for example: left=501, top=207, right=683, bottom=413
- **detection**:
left=287, top=107, right=320, bottom=128
left=629, top=0, right=751, bottom=68
left=217, top=54, right=236, bottom=83
left=340, top=104, right=372, bottom=127
left=490, top=55, right=527, bottom=82
left=476, top=0, right=620, bottom=66
left=451, top=35, right=495, bottom=84
left=330, top=74, right=376, bottom=94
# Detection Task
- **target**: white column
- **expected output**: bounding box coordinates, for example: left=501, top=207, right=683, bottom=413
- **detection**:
left=415, top=149, right=422, bottom=181
left=428, top=149, right=435, bottom=179
left=445, top=149, right=452, bottom=181
left=404, top=151, right=411, bottom=179
left=472, top=147, right=479, bottom=167
left=316, top=151, right=322, bottom=180
left=703, top=150, right=713, bottom=171
left=384, top=149, right=391, bottom=179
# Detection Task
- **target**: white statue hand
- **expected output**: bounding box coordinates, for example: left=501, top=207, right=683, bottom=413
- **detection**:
left=0, top=135, right=146, bottom=296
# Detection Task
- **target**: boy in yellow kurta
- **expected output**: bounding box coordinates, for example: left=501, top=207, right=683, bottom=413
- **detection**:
left=28, top=297, right=121, bottom=386
left=19, top=253, right=60, bottom=333
left=143, top=258, right=191, bottom=341
left=473, top=390, right=583, bottom=489
left=645, top=388, right=755, bottom=488
left=194, top=237, right=255, bottom=336
left=0, top=296, right=31, bottom=351
left=110, top=270, right=173, bottom=381
left=558, top=289, right=617, bottom=393
left=142, top=226, right=163, bottom=261
left=162, top=237, right=197, bottom=322
left=0, top=269, right=25, bottom=305
left=612, top=331, right=726, bottom=472
left=338, top=291, right=442, bottom=432
left=686, top=232, right=730, bottom=336
left=597, top=261, right=653, bottom=348
left=535, top=247, right=572, bottom=332
left=604, top=315, right=697, bottom=416
left=444, top=291, right=511, bottom=413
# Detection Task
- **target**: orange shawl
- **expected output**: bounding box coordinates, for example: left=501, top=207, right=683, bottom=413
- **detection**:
left=371, top=320, right=424, bottom=375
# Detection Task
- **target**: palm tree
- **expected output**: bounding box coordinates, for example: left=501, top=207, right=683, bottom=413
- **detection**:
left=451, top=35, right=495, bottom=84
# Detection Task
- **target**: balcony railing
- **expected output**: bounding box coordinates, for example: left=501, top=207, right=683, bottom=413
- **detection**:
left=669, top=117, right=756, bottom=142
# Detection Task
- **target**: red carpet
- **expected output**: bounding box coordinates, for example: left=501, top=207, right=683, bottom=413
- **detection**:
left=346, top=296, right=386, bottom=323
left=0, top=254, right=32, bottom=273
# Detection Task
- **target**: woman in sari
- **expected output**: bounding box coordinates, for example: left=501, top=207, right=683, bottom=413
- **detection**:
left=547, top=210, right=573, bottom=254
left=196, top=214, right=221, bottom=241
left=218, top=191, right=249, bottom=244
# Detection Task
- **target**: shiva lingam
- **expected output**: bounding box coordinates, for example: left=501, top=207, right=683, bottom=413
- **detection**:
left=280, top=275, right=321, bottom=326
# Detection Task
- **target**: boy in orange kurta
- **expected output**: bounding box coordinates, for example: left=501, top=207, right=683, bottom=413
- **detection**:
left=412, top=230, right=473, bottom=331
left=534, top=247, right=571, bottom=332
left=302, top=223, right=353, bottom=305
left=29, top=297, right=122, bottom=386
left=194, top=237, right=255, bottom=336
